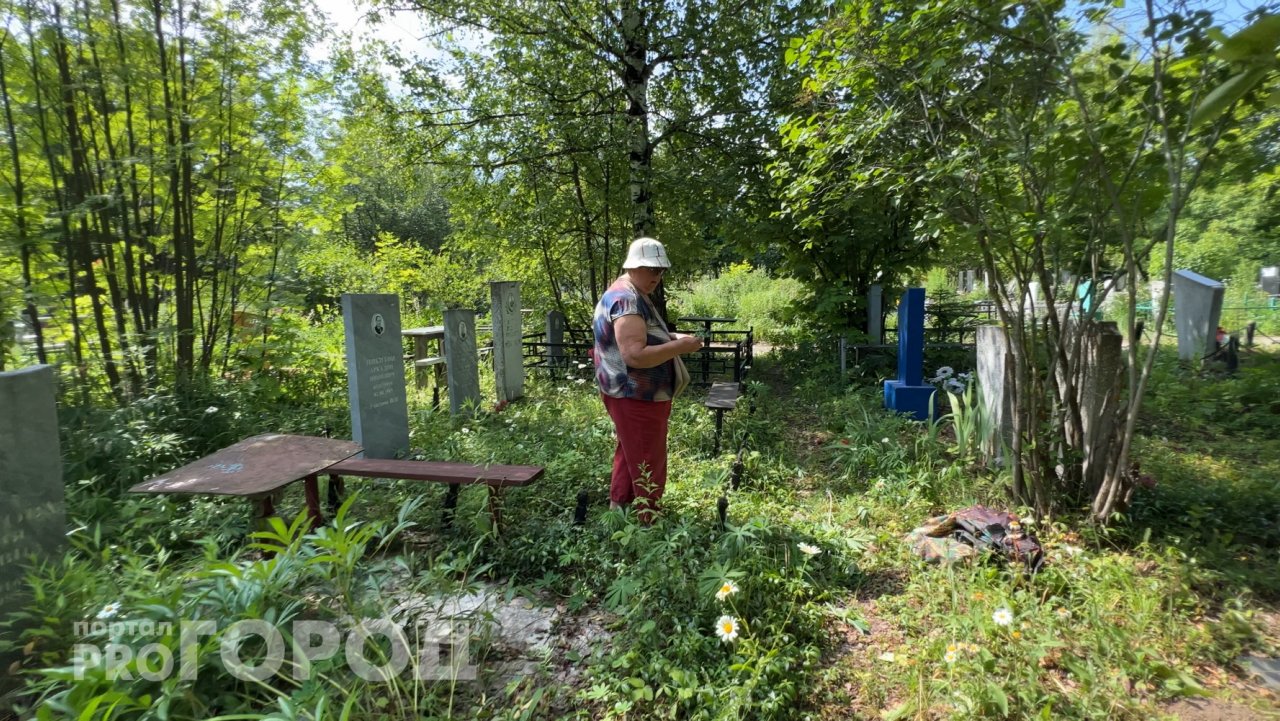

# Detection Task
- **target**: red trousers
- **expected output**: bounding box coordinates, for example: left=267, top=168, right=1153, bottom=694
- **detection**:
left=601, top=394, right=672, bottom=523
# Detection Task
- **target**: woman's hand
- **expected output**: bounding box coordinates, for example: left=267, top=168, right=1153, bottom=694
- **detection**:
left=672, top=335, right=703, bottom=354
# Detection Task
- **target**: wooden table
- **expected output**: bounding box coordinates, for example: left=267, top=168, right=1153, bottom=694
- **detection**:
left=129, top=433, right=362, bottom=527
left=677, top=316, right=738, bottom=336
left=678, top=316, right=739, bottom=383
left=403, top=325, right=447, bottom=405
left=130, top=433, right=548, bottom=535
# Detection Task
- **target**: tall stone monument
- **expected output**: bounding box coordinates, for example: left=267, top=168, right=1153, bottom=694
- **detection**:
left=867, top=284, right=883, bottom=344
left=444, top=309, right=482, bottom=417
left=1261, top=266, right=1279, bottom=296
left=883, top=288, right=936, bottom=420
left=1171, top=269, right=1225, bottom=362
left=976, top=326, right=1013, bottom=464
left=546, top=310, right=567, bottom=371
left=0, top=365, right=66, bottom=616
left=490, top=281, right=524, bottom=402
left=341, top=294, right=410, bottom=458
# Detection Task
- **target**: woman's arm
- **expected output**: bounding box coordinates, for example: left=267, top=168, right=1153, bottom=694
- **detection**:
left=614, top=314, right=702, bottom=368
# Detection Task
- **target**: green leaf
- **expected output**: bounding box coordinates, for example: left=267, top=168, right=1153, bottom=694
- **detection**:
left=1217, top=15, right=1280, bottom=62
left=1190, top=67, right=1270, bottom=127
left=985, top=682, right=1009, bottom=715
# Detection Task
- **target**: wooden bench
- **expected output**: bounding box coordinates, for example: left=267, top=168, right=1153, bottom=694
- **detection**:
left=705, top=381, right=742, bottom=456
left=325, top=457, right=544, bottom=532
left=129, top=434, right=543, bottom=536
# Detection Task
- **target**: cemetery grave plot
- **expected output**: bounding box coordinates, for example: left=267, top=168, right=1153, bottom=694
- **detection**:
left=520, top=312, right=753, bottom=386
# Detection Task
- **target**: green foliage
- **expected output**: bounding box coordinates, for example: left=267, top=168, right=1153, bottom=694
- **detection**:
left=669, top=264, right=804, bottom=342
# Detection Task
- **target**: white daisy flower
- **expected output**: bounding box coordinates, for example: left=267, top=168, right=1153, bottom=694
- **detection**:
left=96, top=602, right=122, bottom=620
left=798, top=543, right=822, bottom=556
left=934, top=366, right=954, bottom=379
left=992, top=607, right=1013, bottom=627
left=715, top=581, right=738, bottom=601
left=715, top=615, right=740, bottom=643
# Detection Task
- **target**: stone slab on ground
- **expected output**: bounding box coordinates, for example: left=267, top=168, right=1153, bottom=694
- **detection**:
left=1242, top=655, right=1280, bottom=691
left=1164, top=697, right=1272, bottom=721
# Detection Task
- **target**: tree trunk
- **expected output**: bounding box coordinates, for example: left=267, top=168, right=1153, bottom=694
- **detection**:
left=0, top=33, right=47, bottom=365
left=621, top=0, right=653, bottom=239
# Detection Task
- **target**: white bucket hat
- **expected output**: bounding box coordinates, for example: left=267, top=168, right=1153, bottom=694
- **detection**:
left=622, top=237, right=671, bottom=269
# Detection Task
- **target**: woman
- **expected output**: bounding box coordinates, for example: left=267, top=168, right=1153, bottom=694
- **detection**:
left=591, top=237, right=703, bottom=523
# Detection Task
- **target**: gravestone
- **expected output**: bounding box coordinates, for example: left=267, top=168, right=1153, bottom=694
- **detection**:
left=1150, top=280, right=1167, bottom=309
left=976, top=326, right=1013, bottom=464
left=1026, top=281, right=1043, bottom=317
left=867, top=284, right=883, bottom=344
left=1172, top=270, right=1225, bottom=362
left=341, top=294, right=410, bottom=459
left=883, top=288, right=936, bottom=420
left=444, top=309, right=481, bottom=417
left=546, top=311, right=567, bottom=370
left=1068, top=321, right=1124, bottom=490
left=0, top=365, right=66, bottom=616
left=1261, top=266, right=1280, bottom=296
left=490, top=282, right=524, bottom=402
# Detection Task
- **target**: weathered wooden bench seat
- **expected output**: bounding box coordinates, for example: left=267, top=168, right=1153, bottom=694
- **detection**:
left=324, top=457, right=544, bottom=531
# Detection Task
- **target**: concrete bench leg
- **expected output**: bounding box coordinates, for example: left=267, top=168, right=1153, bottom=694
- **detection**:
left=303, top=473, right=324, bottom=527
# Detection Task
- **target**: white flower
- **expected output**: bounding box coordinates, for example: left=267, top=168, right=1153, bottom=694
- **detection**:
left=96, top=602, right=122, bottom=620
left=715, top=615, right=740, bottom=643
left=460, top=427, right=471, bottom=434
left=992, top=607, right=1013, bottom=627
left=880, top=437, right=890, bottom=444
left=934, top=366, right=954, bottom=379
left=945, top=379, right=966, bottom=394
left=944, top=650, right=958, bottom=663
left=715, top=581, right=739, bottom=601
left=575, top=378, right=587, bottom=385
left=798, top=543, right=822, bottom=556
left=576, top=363, right=588, bottom=369
left=204, top=406, right=218, bottom=414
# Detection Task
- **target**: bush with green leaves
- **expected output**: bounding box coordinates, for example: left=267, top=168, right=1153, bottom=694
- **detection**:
left=669, top=264, right=804, bottom=342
